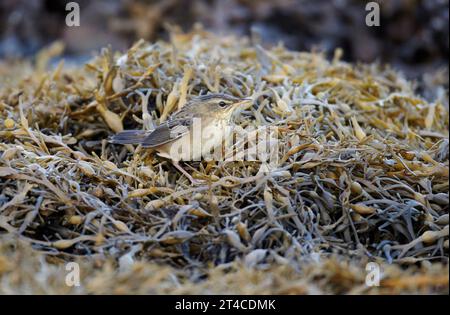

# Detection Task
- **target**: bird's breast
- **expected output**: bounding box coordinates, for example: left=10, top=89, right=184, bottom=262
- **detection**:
left=156, top=119, right=233, bottom=161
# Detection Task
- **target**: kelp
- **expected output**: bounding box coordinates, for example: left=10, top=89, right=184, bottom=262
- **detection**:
left=0, top=29, right=448, bottom=294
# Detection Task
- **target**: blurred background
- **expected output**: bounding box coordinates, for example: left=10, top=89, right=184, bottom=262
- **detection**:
left=0, top=0, right=448, bottom=80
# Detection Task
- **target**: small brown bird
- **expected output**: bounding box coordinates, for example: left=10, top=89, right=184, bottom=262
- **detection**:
left=110, top=93, right=252, bottom=184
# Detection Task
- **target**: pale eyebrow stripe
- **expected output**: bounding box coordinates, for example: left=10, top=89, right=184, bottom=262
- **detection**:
left=196, top=94, right=240, bottom=102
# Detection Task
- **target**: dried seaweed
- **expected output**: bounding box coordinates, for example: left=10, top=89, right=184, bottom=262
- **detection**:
left=0, top=29, right=448, bottom=294
left=0, top=236, right=447, bottom=294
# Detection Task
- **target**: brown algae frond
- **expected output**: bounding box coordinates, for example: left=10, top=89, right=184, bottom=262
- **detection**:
left=0, top=29, right=448, bottom=293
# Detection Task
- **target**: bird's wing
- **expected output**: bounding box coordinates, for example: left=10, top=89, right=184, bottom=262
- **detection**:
left=141, top=117, right=192, bottom=148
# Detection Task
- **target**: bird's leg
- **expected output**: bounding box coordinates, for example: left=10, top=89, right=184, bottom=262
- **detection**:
left=172, top=160, right=203, bottom=185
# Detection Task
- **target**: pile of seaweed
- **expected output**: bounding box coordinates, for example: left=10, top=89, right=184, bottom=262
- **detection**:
left=0, top=29, right=448, bottom=294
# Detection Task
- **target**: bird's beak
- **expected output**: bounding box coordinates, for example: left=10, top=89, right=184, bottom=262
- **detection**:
left=233, top=98, right=253, bottom=110
left=225, top=99, right=251, bottom=119
left=224, top=98, right=253, bottom=117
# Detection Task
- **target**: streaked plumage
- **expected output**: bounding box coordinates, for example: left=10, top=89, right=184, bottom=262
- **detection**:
left=109, top=93, right=252, bottom=183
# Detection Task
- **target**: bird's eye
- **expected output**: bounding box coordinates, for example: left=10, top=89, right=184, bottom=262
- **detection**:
left=218, top=101, right=227, bottom=108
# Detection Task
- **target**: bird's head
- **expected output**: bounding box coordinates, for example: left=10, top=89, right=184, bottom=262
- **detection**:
left=190, top=94, right=253, bottom=120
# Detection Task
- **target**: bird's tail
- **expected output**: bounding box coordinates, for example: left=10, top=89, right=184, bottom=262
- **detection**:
left=109, top=130, right=149, bottom=145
